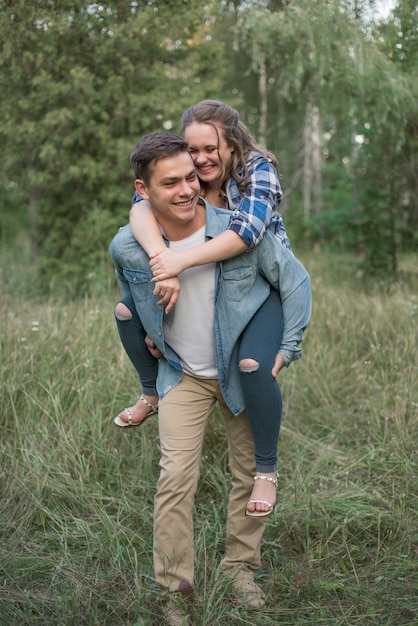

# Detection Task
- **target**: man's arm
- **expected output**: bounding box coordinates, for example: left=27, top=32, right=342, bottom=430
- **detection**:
left=109, top=224, right=149, bottom=297
left=109, top=231, right=131, bottom=297
left=130, top=200, right=167, bottom=258
left=129, top=201, right=181, bottom=312
left=150, top=230, right=248, bottom=278
left=279, top=275, right=311, bottom=365
left=258, top=231, right=312, bottom=366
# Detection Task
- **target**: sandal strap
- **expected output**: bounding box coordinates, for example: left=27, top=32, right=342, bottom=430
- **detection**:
left=124, top=407, right=133, bottom=425
left=247, top=499, right=274, bottom=510
left=253, top=474, right=278, bottom=487
left=139, top=394, right=158, bottom=414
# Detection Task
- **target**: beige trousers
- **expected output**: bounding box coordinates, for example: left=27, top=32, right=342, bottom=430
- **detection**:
left=153, top=374, right=266, bottom=593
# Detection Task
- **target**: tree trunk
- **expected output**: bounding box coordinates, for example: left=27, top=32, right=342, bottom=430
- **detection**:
left=258, top=52, right=267, bottom=147
left=303, top=102, right=323, bottom=219
left=28, top=188, right=39, bottom=265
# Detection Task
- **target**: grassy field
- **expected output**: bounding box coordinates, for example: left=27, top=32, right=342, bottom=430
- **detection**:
left=0, top=247, right=417, bottom=625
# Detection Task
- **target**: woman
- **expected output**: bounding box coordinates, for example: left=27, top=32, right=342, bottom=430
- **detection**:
left=115, top=100, right=297, bottom=518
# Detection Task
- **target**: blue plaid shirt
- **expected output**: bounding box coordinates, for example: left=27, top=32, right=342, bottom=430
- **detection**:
left=226, top=151, right=291, bottom=250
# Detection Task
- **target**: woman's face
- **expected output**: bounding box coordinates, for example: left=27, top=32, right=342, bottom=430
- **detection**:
left=184, top=122, right=233, bottom=187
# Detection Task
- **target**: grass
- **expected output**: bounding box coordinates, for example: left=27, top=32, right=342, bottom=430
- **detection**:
left=0, top=243, right=417, bottom=625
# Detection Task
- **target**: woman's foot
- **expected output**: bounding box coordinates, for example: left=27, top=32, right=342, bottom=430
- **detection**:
left=245, top=472, right=278, bottom=518
left=113, top=394, right=158, bottom=428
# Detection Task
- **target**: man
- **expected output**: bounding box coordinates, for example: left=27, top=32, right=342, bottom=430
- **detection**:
left=109, top=132, right=311, bottom=625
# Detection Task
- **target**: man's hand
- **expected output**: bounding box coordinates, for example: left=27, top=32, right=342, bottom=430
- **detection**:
left=145, top=335, right=163, bottom=359
left=153, top=276, right=180, bottom=313
left=150, top=248, right=188, bottom=280
left=272, top=353, right=286, bottom=378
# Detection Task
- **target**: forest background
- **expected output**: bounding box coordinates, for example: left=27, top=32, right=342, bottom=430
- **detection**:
left=1, top=1, right=417, bottom=625
left=0, top=0, right=417, bottom=292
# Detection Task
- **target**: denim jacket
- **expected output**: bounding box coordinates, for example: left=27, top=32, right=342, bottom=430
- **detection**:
left=109, top=202, right=311, bottom=416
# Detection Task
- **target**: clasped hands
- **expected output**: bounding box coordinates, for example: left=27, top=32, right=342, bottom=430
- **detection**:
left=150, top=248, right=186, bottom=313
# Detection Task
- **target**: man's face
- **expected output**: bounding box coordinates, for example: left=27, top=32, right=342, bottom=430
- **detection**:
left=136, top=151, right=201, bottom=227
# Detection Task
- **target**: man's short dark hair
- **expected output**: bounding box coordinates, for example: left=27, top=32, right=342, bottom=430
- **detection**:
left=130, top=132, right=189, bottom=184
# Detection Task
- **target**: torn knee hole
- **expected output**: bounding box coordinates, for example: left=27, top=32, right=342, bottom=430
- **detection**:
left=239, top=358, right=259, bottom=373
left=115, top=302, right=133, bottom=321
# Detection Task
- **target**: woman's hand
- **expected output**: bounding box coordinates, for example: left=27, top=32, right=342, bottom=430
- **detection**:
left=153, top=276, right=180, bottom=313
left=150, top=248, right=188, bottom=280
left=272, top=353, right=286, bottom=378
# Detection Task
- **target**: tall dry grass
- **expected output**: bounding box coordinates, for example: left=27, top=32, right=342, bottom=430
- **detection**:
left=0, top=247, right=417, bottom=625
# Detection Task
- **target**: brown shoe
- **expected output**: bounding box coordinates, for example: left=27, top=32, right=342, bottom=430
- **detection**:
left=231, top=574, right=266, bottom=610
left=162, top=596, right=192, bottom=626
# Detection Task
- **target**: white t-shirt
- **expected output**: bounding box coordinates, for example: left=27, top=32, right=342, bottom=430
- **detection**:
left=163, top=226, right=217, bottom=379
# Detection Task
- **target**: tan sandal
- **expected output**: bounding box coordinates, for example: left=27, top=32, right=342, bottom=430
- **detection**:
left=245, top=474, right=278, bottom=518
left=113, top=394, right=158, bottom=428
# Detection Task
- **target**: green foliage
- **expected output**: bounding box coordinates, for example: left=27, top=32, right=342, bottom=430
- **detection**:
left=304, top=165, right=410, bottom=276
left=0, top=0, right=225, bottom=295
left=220, top=0, right=418, bottom=274
left=0, top=181, right=27, bottom=240
left=353, top=187, right=399, bottom=274
left=0, top=0, right=417, bottom=291
left=34, top=206, right=122, bottom=297
left=304, top=165, right=358, bottom=247
left=374, top=0, right=418, bottom=74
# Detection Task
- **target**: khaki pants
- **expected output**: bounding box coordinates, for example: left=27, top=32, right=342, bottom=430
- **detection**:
left=153, top=374, right=266, bottom=592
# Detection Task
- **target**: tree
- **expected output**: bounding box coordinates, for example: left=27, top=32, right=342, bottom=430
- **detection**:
left=0, top=0, right=225, bottom=294
left=217, top=0, right=417, bottom=272
left=371, top=0, right=418, bottom=253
